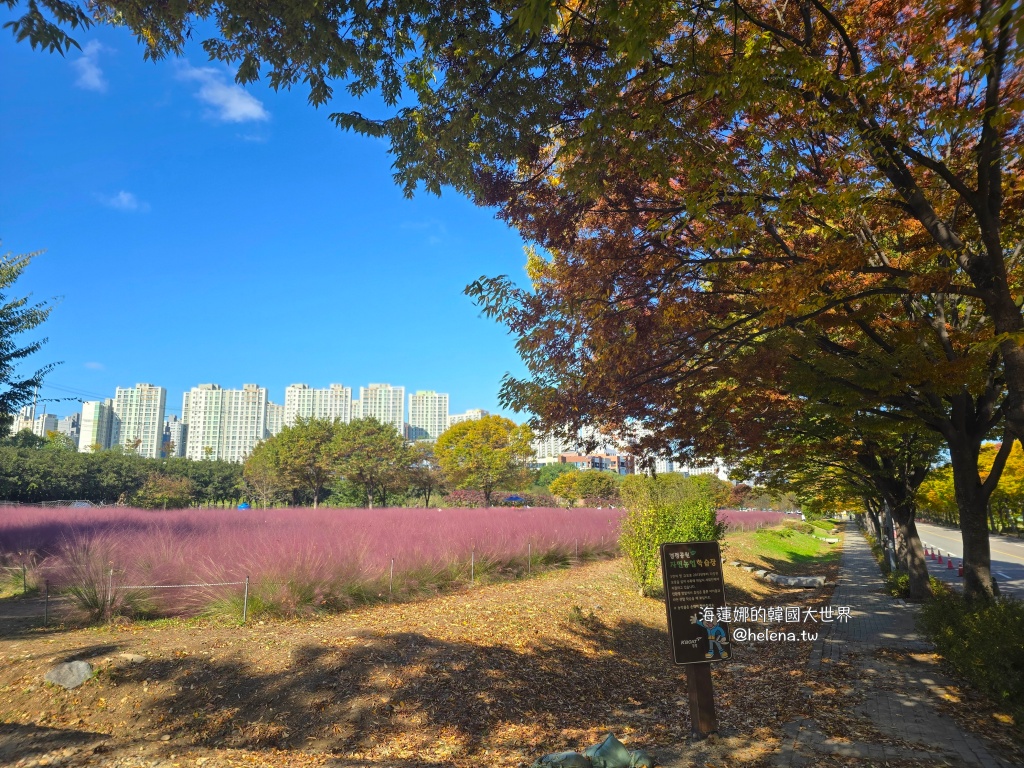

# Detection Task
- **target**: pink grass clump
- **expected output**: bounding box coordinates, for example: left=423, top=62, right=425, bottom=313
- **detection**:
left=717, top=508, right=789, bottom=531
left=0, top=506, right=623, bottom=617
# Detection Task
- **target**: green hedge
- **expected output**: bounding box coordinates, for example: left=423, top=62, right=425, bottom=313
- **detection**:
left=918, top=586, right=1024, bottom=725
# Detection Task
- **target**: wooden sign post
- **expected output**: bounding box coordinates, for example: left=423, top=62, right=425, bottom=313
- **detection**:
left=660, top=542, right=730, bottom=739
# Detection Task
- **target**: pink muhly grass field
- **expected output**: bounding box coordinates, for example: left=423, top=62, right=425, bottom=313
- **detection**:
left=717, top=509, right=788, bottom=531
left=0, top=506, right=623, bottom=618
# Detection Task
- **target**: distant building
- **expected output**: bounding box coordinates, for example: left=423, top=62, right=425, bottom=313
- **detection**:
left=408, top=390, right=449, bottom=441
left=182, top=383, right=268, bottom=462
left=284, top=383, right=352, bottom=425
left=57, top=413, right=81, bottom=445
left=163, top=415, right=187, bottom=458
left=358, top=383, right=404, bottom=436
left=112, top=383, right=167, bottom=458
left=447, top=408, right=489, bottom=428
left=79, top=399, right=117, bottom=452
left=32, top=413, right=58, bottom=438
left=558, top=452, right=635, bottom=475
left=265, top=402, right=285, bottom=437
left=532, top=432, right=575, bottom=466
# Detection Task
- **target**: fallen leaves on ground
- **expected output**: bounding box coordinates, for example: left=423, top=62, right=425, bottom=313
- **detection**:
left=3, top=554, right=844, bottom=767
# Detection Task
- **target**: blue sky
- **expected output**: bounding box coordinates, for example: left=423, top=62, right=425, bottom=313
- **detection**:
left=1, top=24, right=532, bottom=421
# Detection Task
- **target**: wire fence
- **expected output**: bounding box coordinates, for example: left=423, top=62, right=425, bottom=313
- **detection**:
left=6, top=536, right=593, bottom=626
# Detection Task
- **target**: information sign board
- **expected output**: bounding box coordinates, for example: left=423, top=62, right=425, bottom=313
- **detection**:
left=660, top=541, right=731, bottom=665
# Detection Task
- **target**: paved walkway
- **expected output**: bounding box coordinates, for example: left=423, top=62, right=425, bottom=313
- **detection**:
left=773, top=522, right=1017, bottom=767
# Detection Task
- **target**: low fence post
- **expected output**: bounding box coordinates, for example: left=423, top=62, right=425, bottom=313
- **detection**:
left=44, top=580, right=49, bottom=627
left=389, top=558, right=395, bottom=598
left=107, top=568, right=114, bottom=623
left=575, top=538, right=578, bottom=562
left=22, top=564, right=27, bottom=595
left=242, top=576, right=249, bottom=624
left=471, top=548, right=475, bottom=585
left=528, top=543, right=531, bottom=575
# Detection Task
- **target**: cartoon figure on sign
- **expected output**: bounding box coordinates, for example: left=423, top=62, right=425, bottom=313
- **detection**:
left=691, top=614, right=730, bottom=659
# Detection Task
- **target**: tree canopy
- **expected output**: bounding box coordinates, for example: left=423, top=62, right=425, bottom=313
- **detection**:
left=435, top=415, right=534, bottom=506
left=0, top=249, right=55, bottom=435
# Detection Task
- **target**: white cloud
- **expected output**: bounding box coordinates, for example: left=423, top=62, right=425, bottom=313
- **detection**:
left=83, top=362, right=104, bottom=370
left=178, top=64, right=269, bottom=123
left=102, top=191, right=149, bottom=212
left=72, top=41, right=107, bottom=92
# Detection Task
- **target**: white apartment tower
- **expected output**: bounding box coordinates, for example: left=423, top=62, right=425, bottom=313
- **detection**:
left=448, top=408, right=489, bottom=428
left=265, top=402, right=285, bottom=437
left=408, top=390, right=449, bottom=441
left=358, top=383, right=404, bottom=436
left=182, top=383, right=268, bottom=462
left=164, top=415, right=188, bottom=458
left=113, top=383, right=166, bottom=458
left=78, top=399, right=117, bottom=452
left=284, top=383, right=352, bottom=425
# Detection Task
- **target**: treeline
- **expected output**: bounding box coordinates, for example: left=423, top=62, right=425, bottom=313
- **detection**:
left=0, top=431, right=242, bottom=506
left=243, top=414, right=534, bottom=508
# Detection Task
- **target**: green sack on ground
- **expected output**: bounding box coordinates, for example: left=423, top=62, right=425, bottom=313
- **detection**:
left=629, top=749, right=656, bottom=768
left=582, top=733, right=632, bottom=768
left=531, top=751, right=592, bottom=768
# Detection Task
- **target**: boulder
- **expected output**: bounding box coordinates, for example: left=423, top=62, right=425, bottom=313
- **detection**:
left=44, top=660, right=93, bottom=689
left=763, top=573, right=826, bottom=588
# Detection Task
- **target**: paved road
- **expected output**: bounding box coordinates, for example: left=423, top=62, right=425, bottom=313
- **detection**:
left=915, top=520, right=1024, bottom=597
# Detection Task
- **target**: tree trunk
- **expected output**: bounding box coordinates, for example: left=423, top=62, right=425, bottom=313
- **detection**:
left=424, top=487, right=432, bottom=507
left=881, top=502, right=897, bottom=573
left=889, top=503, right=932, bottom=601
left=484, top=488, right=492, bottom=507
left=948, top=436, right=997, bottom=601
left=367, top=484, right=374, bottom=509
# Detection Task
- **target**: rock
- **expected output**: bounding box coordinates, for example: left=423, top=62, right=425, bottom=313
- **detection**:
left=44, top=660, right=93, bottom=689
left=119, top=653, right=146, bottom=664
left=754, top=569, right=769, bottom=579
left=729, top=561, right=741, bottom=567
left=741, top=565, right=754, bottom=572
left=763, top=573, right=826, bottom=588
left=159, top=735, right=171, bottom=742
left=825, top=537, right=839, bottom=544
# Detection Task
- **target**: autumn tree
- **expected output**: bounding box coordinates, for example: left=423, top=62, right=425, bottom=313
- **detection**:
left=243, top=439, right=284, bottom=509
left=406, top=442, right=445, bottom=508
left=334, top=417, right=409, bottom=509
left=271, top=417, right=340, bottom=508
left=547, top=471, right=580, bottom=507
left=435, top=415, right=534, bottom=506
left=536, top=462, right=577, bottom=489
left=12, top=0, right=1024, bottom=599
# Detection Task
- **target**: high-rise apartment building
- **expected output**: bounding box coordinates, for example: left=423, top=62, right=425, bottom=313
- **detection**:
left=447, top=408, right=489, bottom=428
left=181, top=383, right=268, bottom=462
left=112, top=383, right=166, bottom=458
left=408, top=390, right=449, bottom=441
left=57, top=413, right=81, bottom=445
left=79, top=399, right=117, bottom=452
left=284, top=383, right=352, bottom=425
left=265, top=402, right=285, bottom=437
left=358, top=383, right=404, bottom=436
left=163, top=415, right=187, bottom=458
left=31, top=413, right=58, bottom=437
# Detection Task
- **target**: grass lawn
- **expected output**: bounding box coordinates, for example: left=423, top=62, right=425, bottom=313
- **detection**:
left=721, top=525, right=842, bottom=578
